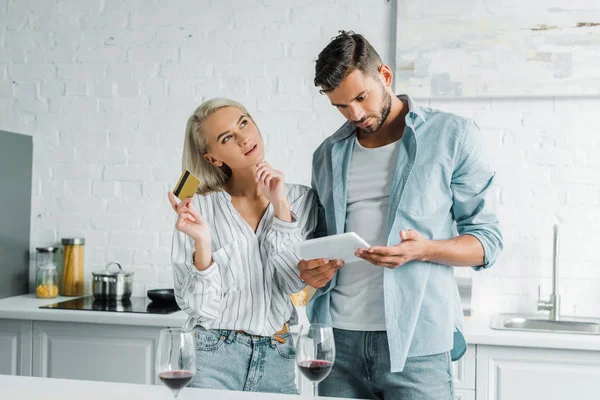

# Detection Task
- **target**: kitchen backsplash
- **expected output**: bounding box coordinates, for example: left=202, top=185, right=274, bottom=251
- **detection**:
left=1, top=0, right=599, bottom=318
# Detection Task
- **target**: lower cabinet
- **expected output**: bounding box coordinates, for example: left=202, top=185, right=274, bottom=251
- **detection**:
left=455, top=389, right=476, bottom=400
left=454, top=345, right=476, bottom=390
left=8, top=318, right=600, bottom=398
left=453, top=345, right=476, bottom=400
left=32, top=321, right=163, bottom=384
left=0, top=319, right=33, bottom=376
left=476, top=345, right=600, bottom=400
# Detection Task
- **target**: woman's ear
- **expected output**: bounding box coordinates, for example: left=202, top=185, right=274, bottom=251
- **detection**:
left=204, top=153, right=224, bottom=167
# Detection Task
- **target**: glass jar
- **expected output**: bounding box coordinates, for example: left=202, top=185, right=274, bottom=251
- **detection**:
left=61, top=238, right=85, bottom=296
left=35, top=247, right=59, bottom=298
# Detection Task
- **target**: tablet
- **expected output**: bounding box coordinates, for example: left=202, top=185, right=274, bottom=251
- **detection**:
left=289, top=232, right=370, bottom=264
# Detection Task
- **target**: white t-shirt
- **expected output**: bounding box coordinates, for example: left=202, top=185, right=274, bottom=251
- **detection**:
left=330, top=136, right=400, bottom=331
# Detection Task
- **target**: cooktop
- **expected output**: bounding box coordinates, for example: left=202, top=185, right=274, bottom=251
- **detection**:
left=40, top=296, right=180, bottom=314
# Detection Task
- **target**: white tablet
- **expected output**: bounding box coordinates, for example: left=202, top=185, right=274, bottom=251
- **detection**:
left=289, top=232, right=370, bottom=264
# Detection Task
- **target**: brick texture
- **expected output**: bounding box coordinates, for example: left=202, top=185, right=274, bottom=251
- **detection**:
left=2, top=0, right=599, bottom=316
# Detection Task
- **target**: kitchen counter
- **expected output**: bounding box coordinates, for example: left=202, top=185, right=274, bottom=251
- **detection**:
left=0, top=294, right=309, bottom=329
left=462, top=314, right=600, bottom=352
left=0, top=374, right=348, bottom=400
left=1, top=294, right=600, bottom=352
left=0, top=294, right=188, bottom=327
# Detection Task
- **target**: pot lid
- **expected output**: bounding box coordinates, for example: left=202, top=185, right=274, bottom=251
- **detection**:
left=62, top=238, right=85, bottom=245
left=36, top=246, right=59, bottom=253
left=92, top=261, right=133, bottom=277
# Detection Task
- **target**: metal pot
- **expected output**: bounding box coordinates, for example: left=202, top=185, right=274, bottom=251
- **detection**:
left=92, top=261, right=133, bottom=301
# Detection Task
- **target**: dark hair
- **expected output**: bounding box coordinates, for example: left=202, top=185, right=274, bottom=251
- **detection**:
left=314, top=30, right=383, bottom=93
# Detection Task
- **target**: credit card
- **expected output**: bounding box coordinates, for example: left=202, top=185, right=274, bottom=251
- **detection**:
left=173, top=169, right=200, bottom=200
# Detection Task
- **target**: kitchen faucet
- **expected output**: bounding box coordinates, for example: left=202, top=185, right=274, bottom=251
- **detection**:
left=537, top=224, right=561, bottom=321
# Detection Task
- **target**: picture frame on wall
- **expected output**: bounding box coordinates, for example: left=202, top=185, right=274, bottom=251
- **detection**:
left=394, top=0, right=600, bottom=98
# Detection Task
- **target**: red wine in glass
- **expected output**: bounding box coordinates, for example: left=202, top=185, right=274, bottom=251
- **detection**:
left=156, top=328, right=196, bottom=398
left=298, top=360, right=333, bottom=382
left=158, top=370, right=194, bottom=391
left=296, top=324, right=335, bottom=397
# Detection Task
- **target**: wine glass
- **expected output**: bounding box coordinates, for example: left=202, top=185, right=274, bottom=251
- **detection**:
left=156, top=328, right=196, bottom=398
left=296, top=323, right=335, bottom=398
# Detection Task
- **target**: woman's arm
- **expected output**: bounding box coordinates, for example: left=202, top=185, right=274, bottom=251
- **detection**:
left=169, top=193, right=222, bottom=323
left=265, top=187, right=319, bottom=295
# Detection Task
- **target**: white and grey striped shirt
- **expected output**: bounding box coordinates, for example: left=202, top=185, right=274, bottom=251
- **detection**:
left=171, top=184, right=318, bottom=336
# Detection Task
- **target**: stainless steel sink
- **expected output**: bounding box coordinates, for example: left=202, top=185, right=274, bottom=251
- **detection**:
left=490, top=314, right=600, bottom=335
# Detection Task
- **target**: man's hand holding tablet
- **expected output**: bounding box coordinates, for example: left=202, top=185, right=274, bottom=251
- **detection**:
left=293, top=232, right=370, bottom=289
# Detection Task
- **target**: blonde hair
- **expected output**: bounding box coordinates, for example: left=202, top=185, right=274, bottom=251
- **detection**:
left=182, top=98, right=252, bottom=195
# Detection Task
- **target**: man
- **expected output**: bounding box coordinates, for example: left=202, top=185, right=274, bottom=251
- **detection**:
left=299, top=31, right=503, bottom=399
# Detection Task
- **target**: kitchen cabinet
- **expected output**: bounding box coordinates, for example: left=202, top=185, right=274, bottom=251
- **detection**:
left=0, top=319, right=33, bottom=376
left=7, top=310, right=600, bottom=399
left=453, top=345, right=476, bottom=400
left=32, top=321, right=162, bottom=384
left=476, top=345, right=600, bottom=400
left=453, top=345, right=476, bottom=390
left=455, top=390, right=476, bottom=400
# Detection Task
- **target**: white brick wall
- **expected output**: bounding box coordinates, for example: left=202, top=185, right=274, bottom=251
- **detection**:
left=2, top=0, right=599, bottom=318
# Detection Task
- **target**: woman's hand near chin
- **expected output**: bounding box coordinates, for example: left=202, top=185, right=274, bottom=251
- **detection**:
left=255, top=161, right=291, bottom=222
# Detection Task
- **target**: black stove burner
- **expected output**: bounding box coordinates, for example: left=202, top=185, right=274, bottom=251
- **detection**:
left=40, top=296, right=180, bottom=314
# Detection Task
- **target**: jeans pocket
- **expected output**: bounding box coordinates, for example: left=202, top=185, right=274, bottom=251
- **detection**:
left=275, top=334, right=296, bottom=360
left=195, top=330, right=225, bottom=352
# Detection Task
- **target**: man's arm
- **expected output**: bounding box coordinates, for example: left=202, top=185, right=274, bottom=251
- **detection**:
left=355, top=229, right=484, bottom=268
left=421, top=234, right=484, bottom=267
left=448, top=119, right=503, bottom=269
left=356, top=119, right=503, bottom=269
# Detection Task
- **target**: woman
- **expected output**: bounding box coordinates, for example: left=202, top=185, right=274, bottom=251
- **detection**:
left=168, top=98, right=317, bottom=394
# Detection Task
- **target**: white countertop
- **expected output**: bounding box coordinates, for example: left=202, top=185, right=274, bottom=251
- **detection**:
left=0, top=294, right=309, bottom=329
left=0, top=374, right=341, bottom=399
left=461, top=314, right=600, bottom=352
left=0, top=294, right=188, bottom=327
left=1, top=294, right=600, bottom=352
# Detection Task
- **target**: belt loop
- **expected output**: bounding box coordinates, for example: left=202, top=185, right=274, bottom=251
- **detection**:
left=270, top=336, right=277, bottom=348
left=224, top=330, right=236, bottom=344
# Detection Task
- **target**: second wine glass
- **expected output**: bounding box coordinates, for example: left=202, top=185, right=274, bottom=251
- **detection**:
left=296, top=323, right=335, bottom=398
left=156, top=328, right=196, bottom=399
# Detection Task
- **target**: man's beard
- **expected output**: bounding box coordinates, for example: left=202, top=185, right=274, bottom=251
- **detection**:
left=355, top=88, right=392, bottom=134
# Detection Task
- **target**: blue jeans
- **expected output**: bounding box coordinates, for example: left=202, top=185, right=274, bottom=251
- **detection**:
left=189, top=327, right=298, bottom=394
left=319, top=329, right=454, bottom=399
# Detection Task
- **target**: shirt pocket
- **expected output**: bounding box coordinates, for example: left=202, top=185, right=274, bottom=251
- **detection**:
left=212, top=240, right=246, bottom=292
left=398, top=164, right=449, bottom=217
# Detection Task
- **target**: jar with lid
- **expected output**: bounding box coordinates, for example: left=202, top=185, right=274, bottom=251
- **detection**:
left=35, top=247, right=59, bottom=298
left=61, top=238, right=85, bottom=296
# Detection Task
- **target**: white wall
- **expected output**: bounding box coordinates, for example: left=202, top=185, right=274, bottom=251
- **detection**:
left=1, top=0, right=599, bottom=318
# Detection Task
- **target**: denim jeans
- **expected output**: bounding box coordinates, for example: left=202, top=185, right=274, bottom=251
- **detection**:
left=189, top=327, right=298, bottom=394
left=319, top=329, right=454, bottom=399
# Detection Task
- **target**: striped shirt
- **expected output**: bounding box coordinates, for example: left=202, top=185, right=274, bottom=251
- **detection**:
left=171, top=184, right=318, bottom=336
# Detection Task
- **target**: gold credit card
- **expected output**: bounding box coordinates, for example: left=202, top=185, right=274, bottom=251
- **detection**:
left=173, top=169, right=200, bottom=200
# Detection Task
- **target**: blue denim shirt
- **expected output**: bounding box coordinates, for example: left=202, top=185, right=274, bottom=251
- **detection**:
left=307, top=95, right=503, bottom=372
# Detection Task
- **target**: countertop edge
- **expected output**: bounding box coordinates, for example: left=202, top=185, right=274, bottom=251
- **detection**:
left=2, top=295, right=600, bottom=352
